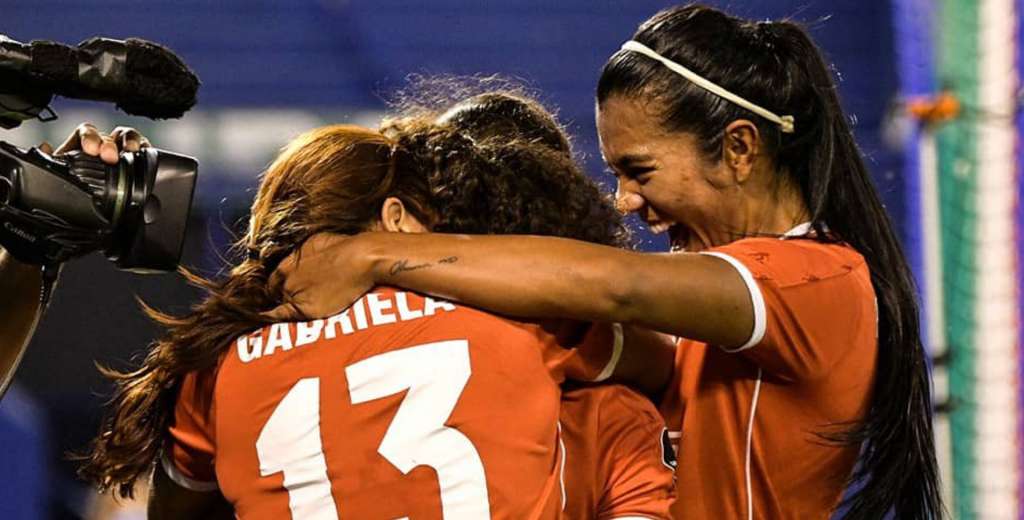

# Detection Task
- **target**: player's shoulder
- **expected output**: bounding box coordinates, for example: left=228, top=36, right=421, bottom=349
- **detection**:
left=176, top=364, right=220, bottom=420
left=406, top=288, right=564, bottom=345
left=712, top=233, right=868, bottom=268
left=710, top=235, right=869, bottom=289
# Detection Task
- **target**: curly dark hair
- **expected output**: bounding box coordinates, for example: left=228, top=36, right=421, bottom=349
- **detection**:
left=384, top=81, right=629, bottom=247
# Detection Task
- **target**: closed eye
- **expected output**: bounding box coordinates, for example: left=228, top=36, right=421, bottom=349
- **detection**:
left=629, top=167, right=656, bottom=183
left=606, top=164, right=655, bottom=184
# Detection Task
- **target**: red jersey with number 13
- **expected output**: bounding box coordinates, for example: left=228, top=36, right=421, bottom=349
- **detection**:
left=165, top=287, right=574, bottom=520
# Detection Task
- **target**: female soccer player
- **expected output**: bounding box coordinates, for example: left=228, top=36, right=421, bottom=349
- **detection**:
left=79, top=91, right=675, bottom=518
left=269, top=5, right=942, bottom=519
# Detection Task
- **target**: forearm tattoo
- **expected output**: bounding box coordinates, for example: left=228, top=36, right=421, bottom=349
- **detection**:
left=387, top=256, right=459, bottom=277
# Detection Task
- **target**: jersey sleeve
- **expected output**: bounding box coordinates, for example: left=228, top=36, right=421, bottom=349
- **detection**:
left=543, top=321, right=624, bottom=383
left=596, top=387, right=676, bottom=520
left=702, top=238, right=876, bottom=381
left=162, top=369, right=219, bottom=492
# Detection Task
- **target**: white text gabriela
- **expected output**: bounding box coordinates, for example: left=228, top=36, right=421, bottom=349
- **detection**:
left=236, top=292, right=457, bottom=363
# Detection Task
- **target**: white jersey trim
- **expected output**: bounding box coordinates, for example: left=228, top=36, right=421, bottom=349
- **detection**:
left=592, top=323, right=625, bottom=382
left=700, top=252, right=767, bottom=352
left=558, top=421, right=567, bottom=511
left=745, top=368, right=764, bottom=520
left=160, top=451, right=219, bottom=492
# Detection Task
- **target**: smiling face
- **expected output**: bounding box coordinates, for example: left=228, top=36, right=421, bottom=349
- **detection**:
left=597, top=95, right=744, bottom=252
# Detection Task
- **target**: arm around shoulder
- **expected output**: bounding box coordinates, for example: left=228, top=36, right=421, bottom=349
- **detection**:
left=359, top=232, right=756, bottom=347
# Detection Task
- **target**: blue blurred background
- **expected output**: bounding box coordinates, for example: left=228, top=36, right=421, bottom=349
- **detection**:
left=1, top=1, right=900, bottom=518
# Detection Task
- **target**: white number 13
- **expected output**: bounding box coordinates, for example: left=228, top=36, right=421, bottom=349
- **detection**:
left=255, top=340, right=490, bottom=519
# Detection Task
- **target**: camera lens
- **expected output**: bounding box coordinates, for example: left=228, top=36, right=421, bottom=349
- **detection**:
left=103, top=148, right=197, bottom=272
left=0, top=143, right=196, bottom=272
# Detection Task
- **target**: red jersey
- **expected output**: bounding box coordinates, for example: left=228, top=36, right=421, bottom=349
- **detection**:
left=164, top=287, right=619, bottom=520
left=560, top=385, right=676, bottom=520
left=660, top=234, right=877, bottom=519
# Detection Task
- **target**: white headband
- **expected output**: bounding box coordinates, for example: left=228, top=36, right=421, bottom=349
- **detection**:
left=620, top=40, right=795, bottom=133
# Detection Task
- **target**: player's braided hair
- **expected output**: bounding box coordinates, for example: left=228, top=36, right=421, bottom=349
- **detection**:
left=80, top=88, right=627, bottom=498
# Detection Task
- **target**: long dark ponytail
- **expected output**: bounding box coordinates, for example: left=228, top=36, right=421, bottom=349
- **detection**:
left=597, top=5, right=941, bottom=518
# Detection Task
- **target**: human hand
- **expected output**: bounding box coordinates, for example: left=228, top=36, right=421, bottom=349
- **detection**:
left=264, top=233, right=376, bottom=321
left=1, top=123, right=153, bottom=265
left=40, top=123, right=151, bottom=164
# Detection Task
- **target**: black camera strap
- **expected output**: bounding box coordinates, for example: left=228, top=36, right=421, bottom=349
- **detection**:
left=39, top=263, right=60, bottom=306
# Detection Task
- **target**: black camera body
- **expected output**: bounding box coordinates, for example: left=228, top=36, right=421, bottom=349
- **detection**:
left=0, top=34, right=200, bottom=398
left=0, top=34, right=201, bottom=273
left=0, top=142, right=197, bottom=272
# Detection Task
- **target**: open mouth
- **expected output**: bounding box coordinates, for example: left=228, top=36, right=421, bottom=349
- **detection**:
left=646, top=220, right=689, bottom=252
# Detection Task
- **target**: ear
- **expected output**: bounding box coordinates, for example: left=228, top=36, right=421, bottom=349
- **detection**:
left=721, top=119, right=760, bottom=184
left=380, top=197, right=430, bottom=233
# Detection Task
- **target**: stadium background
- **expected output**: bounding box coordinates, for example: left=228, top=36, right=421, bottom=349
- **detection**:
left=0, top=0, right=1018, bottom=518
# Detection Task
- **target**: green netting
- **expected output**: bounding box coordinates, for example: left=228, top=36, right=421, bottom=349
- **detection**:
left=936, top=0, right=979, bottom=517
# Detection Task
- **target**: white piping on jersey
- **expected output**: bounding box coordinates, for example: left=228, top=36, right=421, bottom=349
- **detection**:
left=700, top=252, right=767, bottom=352
left=558, top=421, right=567, bottom=511
left=160, top=451, right=219, bottom=492
left=745, top=368, right=763, bottom=520
left=592, top=323, right=625, bottom=382
left=694, top=222, right=807, bottom=519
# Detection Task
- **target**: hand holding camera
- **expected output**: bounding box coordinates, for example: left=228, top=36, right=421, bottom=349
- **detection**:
left=47, top=123, right=151, bottom=165
left=0, top=125, right=196, bottom=272
left=0, top=35, right=199, bottom=274
left=0, top=35, right=199, bottom=399
left=0, top=123, right=159, bottom=397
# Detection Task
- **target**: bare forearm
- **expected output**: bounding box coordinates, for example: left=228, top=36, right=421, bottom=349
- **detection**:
left=362, top=233, right=753, bottom=345
left=0, top=248, right=43, bottom=394
left=367, top=233, right=630, bottom=320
